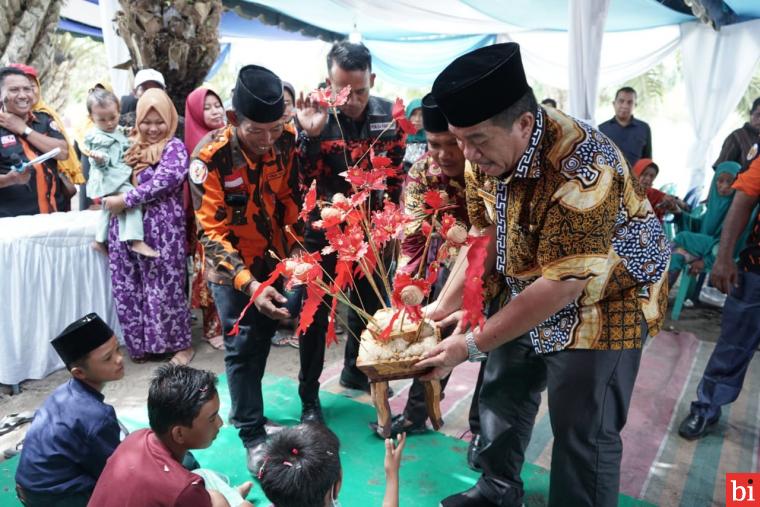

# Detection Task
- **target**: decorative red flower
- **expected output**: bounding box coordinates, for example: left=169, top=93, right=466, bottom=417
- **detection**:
left=309, top=85, right=351, bottom=108
left=370, top=201, right=410, bottom=246
left=423, top=189, right=447, bottom=214
left=340, top=166, right=388, bottom=192
left=299, top=180, right=317, bottom=221
left=392, top=98, right=417, bottom=135
left=322, top=224, right=368, bottom=263
left=371, top=155, right=392, bottom=168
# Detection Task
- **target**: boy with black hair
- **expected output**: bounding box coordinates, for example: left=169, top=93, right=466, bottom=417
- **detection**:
left=258, top=424, right=405, bottom=507
left=15, top=313, right=124, bottom=507
left=88, top=364, right=253, bottom=507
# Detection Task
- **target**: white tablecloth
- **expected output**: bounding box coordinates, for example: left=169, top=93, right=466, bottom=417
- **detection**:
left=0, top=210, right=122, bottom=385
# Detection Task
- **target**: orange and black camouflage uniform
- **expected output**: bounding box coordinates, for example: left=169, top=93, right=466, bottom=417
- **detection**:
left=190, top=123, right=303, bottom=447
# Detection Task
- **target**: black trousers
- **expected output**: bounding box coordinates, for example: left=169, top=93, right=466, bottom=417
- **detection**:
left=210, top=282, right=278, bottom=447
left=16, top=486, right=89, bottom=507
left=298, top=239, right=385, bottom=402
left=475, top=332, right=644, bottom=507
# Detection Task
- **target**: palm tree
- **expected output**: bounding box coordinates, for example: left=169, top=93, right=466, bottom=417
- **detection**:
left=0, top=0, right=61, bottom=93
left=114, top=0, right=223, bottom=113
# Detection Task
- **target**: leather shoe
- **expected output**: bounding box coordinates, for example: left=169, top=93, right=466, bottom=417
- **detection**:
left=466, top=434, right=482, bottom=471
left=301, top=399, right=325, bottom=424
left=440, top=486, right=500, bottom=507
left=246, top=439, right=267, bottom=476
left=340, top=373, right=393, bottom=396
left=678, top=411, right=720, bottom=440
left=369, top=414, right=428, bottom=438
left=264, top=420, right=284, bottom=436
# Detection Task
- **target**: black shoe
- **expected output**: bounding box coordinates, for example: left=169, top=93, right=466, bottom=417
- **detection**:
left=339, top=372, right=394, bottom=396
left=440, top=486, right=500, bottom=507
left=301, top=399, right=325, bottom=424
left=246, top=438, right=267, bottom=476
left=369, top=414, right=428, bottom=438
left=678, top=411, right=720, bottom=440
left=466, top=434, right=482, bottom=471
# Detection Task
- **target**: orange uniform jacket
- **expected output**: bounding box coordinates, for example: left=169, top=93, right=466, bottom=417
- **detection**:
left=190, top=124, right=304, bottom=293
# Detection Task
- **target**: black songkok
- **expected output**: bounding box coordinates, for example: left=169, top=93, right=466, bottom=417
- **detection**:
left=232, top=65, right=285, bottom=123
left=432, top=42, right=530, bottom=128
left=52, top=313, right=114, bottom=367
left=421, top=93, right=449, bottom=133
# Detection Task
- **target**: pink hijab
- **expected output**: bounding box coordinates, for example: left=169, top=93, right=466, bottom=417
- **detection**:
left=183, top=87, right=223, bottom=153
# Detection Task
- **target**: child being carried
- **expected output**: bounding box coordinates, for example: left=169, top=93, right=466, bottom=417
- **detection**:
left=84, top=86, right=158, bottom=258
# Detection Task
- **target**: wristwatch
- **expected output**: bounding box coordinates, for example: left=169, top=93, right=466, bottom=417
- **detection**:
left=465, top=331, right=487, bottom=362
left=20, top=126, right=32, bottom=138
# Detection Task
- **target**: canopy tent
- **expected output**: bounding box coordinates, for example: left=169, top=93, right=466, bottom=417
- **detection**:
left=58, top=0, right=760, bottom=190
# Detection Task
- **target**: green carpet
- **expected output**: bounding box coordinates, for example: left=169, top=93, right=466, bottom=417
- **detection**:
left=1, top=374, right=654, bottom=506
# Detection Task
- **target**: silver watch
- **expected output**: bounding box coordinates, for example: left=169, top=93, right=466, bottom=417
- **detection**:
left=465, top=331, right=487, bottom=362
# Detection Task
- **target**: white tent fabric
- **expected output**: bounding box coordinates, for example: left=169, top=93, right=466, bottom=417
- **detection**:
left=501, top=25, right=681, bottom=104
left=568, top=0, right=610, bottom=121
left=681, top=19, right=760, bottom=189
left=98, top=0, right=132, bottom=96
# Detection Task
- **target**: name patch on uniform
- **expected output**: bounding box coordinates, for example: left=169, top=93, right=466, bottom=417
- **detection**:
left=189, top=159, right=208, bottom=185
left=1, top=135, right=17, bottom=147
left=370, top=121, right=393, bottom=132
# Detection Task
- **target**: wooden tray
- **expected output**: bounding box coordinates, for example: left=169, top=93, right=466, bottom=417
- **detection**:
left=357, top=356, right=432, bottom=382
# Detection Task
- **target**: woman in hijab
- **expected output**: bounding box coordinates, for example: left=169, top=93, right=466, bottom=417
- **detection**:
left=184, top=87, right=225, bottom=350
left=102, top=88, right=193, bottom=364
left=402, top=98, right=426, bottom=173
left=631, top=158, right=687, bottom=221
left=668, top=161, right=743, bottom=285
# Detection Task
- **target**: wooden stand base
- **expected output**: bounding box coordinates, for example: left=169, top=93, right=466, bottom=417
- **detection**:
left=370, top=378, right=443, bottom=438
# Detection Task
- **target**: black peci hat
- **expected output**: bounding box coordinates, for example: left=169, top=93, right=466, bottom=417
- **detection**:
left=232, top=65, right=285, bottom=123
left=51, top=313, right=114, bottom=367
left=421, top=93, right=449, bottom=133
left=432, top=42, right=530, bottom=128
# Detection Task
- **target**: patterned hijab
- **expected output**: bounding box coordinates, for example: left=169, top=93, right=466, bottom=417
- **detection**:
left=124, top=88, right=178, bottom=175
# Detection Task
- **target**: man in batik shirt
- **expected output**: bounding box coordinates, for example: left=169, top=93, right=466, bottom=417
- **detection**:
left=417, top=43, right=669, bottom=507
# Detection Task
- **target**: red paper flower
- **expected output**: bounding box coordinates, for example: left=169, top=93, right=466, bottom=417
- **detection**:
left=322, top=224, right=368, bottom=263
left=341, top=166, right=388, bottom=192
left=370, top=201, right=409, bottom=247
left=299, top=180, right=317, bottom=221
left=392, top=98, right=418, bottom=135
left=309, top=85, right=351, bottom=108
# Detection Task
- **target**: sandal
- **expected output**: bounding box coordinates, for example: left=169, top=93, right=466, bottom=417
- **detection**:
left=169, top=348, right=195, bottom=366
left=203, top=335, right=225, bottom=351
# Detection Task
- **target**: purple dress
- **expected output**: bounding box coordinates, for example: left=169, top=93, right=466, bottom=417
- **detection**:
left=108, top=137, right=191, bottom=358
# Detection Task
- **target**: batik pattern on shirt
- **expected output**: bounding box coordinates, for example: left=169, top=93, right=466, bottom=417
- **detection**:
left=465, top=106, right=669, bottom=354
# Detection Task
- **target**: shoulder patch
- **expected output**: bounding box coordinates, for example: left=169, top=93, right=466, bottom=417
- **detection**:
left=189, top=159, right=208, bottom=185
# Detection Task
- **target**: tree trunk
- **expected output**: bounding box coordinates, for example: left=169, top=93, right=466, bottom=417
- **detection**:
left=0, top=0, right=61, bottom=88
left=115, top=0, right=222, bottom=114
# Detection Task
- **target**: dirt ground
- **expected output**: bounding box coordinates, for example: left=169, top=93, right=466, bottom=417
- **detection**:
left=0, top=301, right=725, bottom=462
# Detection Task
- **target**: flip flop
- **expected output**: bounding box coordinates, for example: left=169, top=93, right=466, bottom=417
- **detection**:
left=0, top=411, right=34, bottom=436
left=169, top=349, right=195, bottom=366
left=203, top=335, right=225, bottom=351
